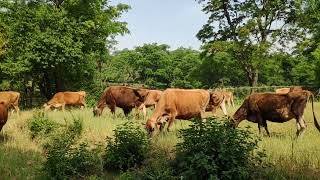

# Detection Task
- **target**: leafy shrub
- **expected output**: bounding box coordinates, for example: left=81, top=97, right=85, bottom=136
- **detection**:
left=173, top=118, right=265, bottom=180
left=119, top=144, right=176, bottom=180
left=43, top=118, right=103, bottom=179
left=28, top=111, right=60, bottom=139
left=103, top=122, right=149, bottom=171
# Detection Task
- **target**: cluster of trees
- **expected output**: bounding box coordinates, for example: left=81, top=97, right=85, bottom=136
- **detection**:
left=0, top=0, right=129, bottom=101
left=0, top=0, right=320, bottom=106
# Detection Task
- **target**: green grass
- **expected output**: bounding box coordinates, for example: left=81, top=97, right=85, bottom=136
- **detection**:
left=1, top=103, right=320, bottom=179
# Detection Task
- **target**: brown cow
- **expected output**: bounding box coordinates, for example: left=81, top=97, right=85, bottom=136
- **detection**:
left=0, top=91, right=20, bottom=114
left=0, top=101, right=8, bottom=132
left=232, top=89, right=320, bottom=137
left=275, top=86, right=303, bottom=94
left=206, top=91, right=228, bottom=116
left=145, top=89, right=210, bottom=135
left=93, top=86, right=149, bottom=117
left=43, top=91, right=86, bottom=111
left=138, top=90, right=163, bottom=120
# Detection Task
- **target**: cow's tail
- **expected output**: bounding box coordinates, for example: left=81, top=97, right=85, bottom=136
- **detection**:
left=311, top=94, right=320, bottom=132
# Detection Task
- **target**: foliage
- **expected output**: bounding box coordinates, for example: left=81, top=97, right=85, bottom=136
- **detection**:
left=103, top=122, right=149, bottom=171
left=0, top=0, right=129, bottom=100
left=173, top=118, right=265, bottom=180
left=119, top=143, right=176, bottom=180
left=43, top=118, right=103, bottom=179
left=295, top=0, right=320, bottom=86
left=28, top=111, right=61, bottom=139
left=196, top=0, right=299, bottom=86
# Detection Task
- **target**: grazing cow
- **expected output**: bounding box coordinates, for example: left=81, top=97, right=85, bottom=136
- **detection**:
left=0, top=101, right=8, bottom=132
left=206, top=91, right=228, bottom=116
left=222, top=91, right=235, bottom=107
left=93, top=86, right=149, bottom=117
left=0, top=91, right=20, bottom=114
left=145, top=89, right=210, bottom=135
left=275, top=86, right=303, bottom=94
left=138, top=90, right=163, bottom=120
left=232, top=89, right=320, bottom=137
left=43, top=91, right=86, bottom=111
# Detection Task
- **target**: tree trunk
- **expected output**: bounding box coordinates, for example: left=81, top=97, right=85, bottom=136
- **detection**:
left=54, top=67, right=64, bottom=92
left=246, top=67, right=259, bottom=87
left=39, top=72, right=52, bottom=100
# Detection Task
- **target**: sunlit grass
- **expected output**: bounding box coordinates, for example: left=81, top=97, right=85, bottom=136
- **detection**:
left=1, top=102, right=320, bottom=179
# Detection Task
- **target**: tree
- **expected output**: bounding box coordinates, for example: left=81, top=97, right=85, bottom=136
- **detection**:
left=133, top=43, right=173, bottom=88
left=0, top=0, right=129, bottom=100
left=170, top=48, right=202, bottom=88
left=197, top=41, right=246, bottom=87
left=197, top=0, right=298, bottom=86
left=294, top=0, right=320, bottom=86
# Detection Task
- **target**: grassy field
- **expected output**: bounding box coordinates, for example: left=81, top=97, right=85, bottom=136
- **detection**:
left=1, top=102, right=320, bottom=179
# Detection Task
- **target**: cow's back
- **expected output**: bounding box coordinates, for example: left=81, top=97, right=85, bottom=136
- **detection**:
left=157, top=89, right=210, bottom=119
left=0, top=91, right=20, bottom=105
left=108, top=86, right=143, bottom=108
left=248, top=93, right=290, bottom=112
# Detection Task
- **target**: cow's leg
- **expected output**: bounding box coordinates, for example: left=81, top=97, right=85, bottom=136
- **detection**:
left=80, top=103, right=85, bottom=110
left=220, top=101, right=228, bottom=116
left=123, top=108, right=132, bottom=117
left=262, top=120, right=270, bottom=137
left=231, top=98, right=235, bottom=108
left=12, top=105, right=20, bottom=115
left=296, top=120, right=301, bottom=137
left=297, top=116, right=306, bottom=137
left=158, top=122, right=166, bottom=132
left=258, top=123, right=262, bottom=134
left=226, top=100, right=230, bottom=107
left=167, top=116, right=175, bottom=132
left=142, top=105, right=147, bottom=120
left=256, top=114, right=264, bottom=135
left=166, top=110, right=176, bottom=132
left=62, top=104, right=65, bottom=112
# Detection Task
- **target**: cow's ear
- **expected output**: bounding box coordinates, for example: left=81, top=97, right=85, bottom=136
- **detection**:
left=133, top=89, right=149, bottom=99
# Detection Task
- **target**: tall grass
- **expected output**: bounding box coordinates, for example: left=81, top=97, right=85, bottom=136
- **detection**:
left=1, top=103, right=320, bottom=179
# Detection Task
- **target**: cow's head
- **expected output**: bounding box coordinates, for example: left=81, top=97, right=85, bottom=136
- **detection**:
left=93, top=107, right=102, bottom=117
left=133, top=88, right=149, bottom=102
left=231, top=99, right=249, bottom=128
left=209, top=92, right=224, bottom=107
left=145, top=119, right=156, bottom=136
left=145, top=115, right=169, bottom=136
left=43, top=103, right=51, bottom=111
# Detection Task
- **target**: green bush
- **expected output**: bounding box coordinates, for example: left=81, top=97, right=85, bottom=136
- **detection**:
left=103, top=122, right=149, bottom=171
left=173, top=118, right=265, bottom=180
left=28, top=111, right=60, bottom=139
left=43, top=118, right=103, bottom=179
left=119, top=144, right=176, bottom=180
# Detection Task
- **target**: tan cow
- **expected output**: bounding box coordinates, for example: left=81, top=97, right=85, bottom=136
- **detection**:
left=206, top=91, right=228, bottom=116
left=232, top=89, right=320, bottom=137
left=43, top=91, right=86, bottom=111
left=145, top=89, right=210, bottom=135
left=0, top=101, right=8, bottom=132
left=138, top=90, right=163, bottom=120
left=275, top=86, right=303, bottom=94
left=221, top=91, right=234, bottom=107
left=0, top=91, right=20, bottom=114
